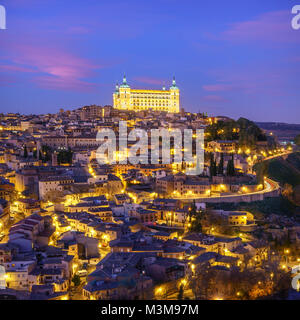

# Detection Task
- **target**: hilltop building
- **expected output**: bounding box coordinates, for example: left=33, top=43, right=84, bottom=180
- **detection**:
left=113, top=76, right=180, bottom=113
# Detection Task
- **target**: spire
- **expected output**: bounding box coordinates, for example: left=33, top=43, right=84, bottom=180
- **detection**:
left=170, top=75, right=178, bottom=89
left=120, top=74, right=130, bottom=88
left=172, top=76, right=176, bottom=86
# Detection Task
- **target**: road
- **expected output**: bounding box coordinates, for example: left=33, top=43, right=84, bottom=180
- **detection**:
left=261, top=151, right=292, bottom=162
left=171, top=177, right=280, bottom=201
left=171, top=151, right=290, bottom=202
left=69, top=278, right=87, bottom=300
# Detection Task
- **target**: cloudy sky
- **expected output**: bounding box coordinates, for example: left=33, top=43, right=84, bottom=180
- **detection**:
left=0, top=0, right=299, bottom=122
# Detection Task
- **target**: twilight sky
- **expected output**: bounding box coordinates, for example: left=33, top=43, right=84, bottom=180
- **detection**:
left=0, top=0, right=300, bottom=123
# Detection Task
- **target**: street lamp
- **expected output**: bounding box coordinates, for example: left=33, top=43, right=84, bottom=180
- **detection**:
left=284, top=249, right=290, bottom=265
left=181, top=279, right=187, bottom=287
left=168, top=212, right=172, bottom=227
left=142, top=270, right=145, bottom=300
left=156, top=287, right=162, bottom=294
left=155, top=286, right=166, bottom=300
left=191, top=264, right=195, bottom=276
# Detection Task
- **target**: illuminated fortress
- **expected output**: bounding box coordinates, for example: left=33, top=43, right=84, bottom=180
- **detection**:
left=113, top=76, right=180, bottom=113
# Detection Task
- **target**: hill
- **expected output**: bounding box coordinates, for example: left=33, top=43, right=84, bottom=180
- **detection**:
left=256, top=122, right=300, bottom=143
left=265, top=152, right=300, bottom=187
left=254, top=152, right=300, bottom=206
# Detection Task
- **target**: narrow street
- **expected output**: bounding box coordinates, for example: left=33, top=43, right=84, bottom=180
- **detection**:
left=69, top=278, right=87, bottom=300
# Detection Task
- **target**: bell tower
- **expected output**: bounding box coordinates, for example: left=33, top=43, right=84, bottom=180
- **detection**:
left=169, top=76, right=180, bottom=113
left=118, top=75, right=131, bottom=110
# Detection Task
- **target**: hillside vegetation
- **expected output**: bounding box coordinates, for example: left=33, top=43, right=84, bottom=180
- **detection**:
left=257, top=152, right=300, bottom=187
left=254, top=152, right=300, bottom=206
left=208, top=197, right=297, bottom=218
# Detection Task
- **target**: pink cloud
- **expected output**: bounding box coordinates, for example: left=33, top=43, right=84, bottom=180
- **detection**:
left=133, top=76, right=168, bottom=86
left=202, top=61, right=297, bottom=102
left=221, top=10, right=300, bottom=44
left=0, top=64, right=37, bottom=73
left=202, top=95, right=229, bottom=103
left=0, top=41, right=101, bottom=91
left=33, top=76, right=97, bottom=92
left=0, top=74, right=18, bottom=85
left=203, top=84, right=238, bottom=92
left=13, top=45, right=98, bottom=78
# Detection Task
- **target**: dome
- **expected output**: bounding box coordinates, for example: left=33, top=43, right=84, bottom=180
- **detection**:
left=119, top=75, right=130, bottom=88
left=170, top=76, right=179, bottom=90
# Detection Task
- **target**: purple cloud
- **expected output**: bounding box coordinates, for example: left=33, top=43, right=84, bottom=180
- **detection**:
left=0, top=74, right=18, bottom=85
left=203, top=84, right=238, bottom=92
left=0, top=64, right=37, bottom=73
left=0, top=41, right=101, bottom=91
left=202, top=95, right=229, bottom=103
left=221, top=10, right=300, bottom=44
left=33, top=76, right=98, bottom=92
left=133, top=76, right=168, bottom=86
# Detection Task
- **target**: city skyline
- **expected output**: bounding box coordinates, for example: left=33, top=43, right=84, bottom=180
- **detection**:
left=1, top=0, right=300, bottom=123
left=0, top=0, right=300, bottom=305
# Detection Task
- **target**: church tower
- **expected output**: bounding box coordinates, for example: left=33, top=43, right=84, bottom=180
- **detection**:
left=169, top=76, right=180, bottom=113
left=117, top=75, right=131, bottom=110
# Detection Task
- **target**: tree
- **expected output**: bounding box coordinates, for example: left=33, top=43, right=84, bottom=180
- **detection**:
left=190, top=214, right=202, bottom=233
left=226, top=158, right=231, bottom=176
left=294, top=134, right=300, bottom=146
left=190, top=264, right=210, bottom=299
left=204, top=117, right=266, bottom=146
left=286, top=142, right=293, bottom=150
left=177, top=284, right=184, bottom=300
left=38, top=150, right=43, bottom=161
left=41, top=145, right=52, bottom=162
left=282, top=183, right=294, bottom=202
left=57, top=148, right=73, bottom=165
left=217, top=153, right=224, bottom=175
left=72, top=274, right=81, bottom=287
left=188, top=200, right=197, bottom=222
left=23, top=145, right=28, bottom=158
left=209, top=153, right=217, bottom=177
left=237, top=117, right=267, bottom=149
left=188, top=201, right=203, bottom=233
left=249, top=281, right=273, bottom=299
left=254, top=161, right=269, bottom=185
left=226, top=155, right=235, bottom=176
